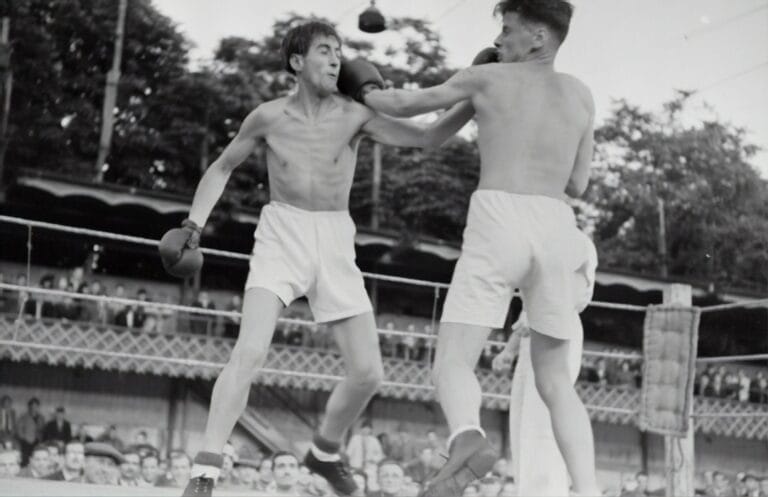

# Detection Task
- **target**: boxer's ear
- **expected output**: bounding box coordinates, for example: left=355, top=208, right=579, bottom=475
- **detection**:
left=289, top=53, right=304, bottom=74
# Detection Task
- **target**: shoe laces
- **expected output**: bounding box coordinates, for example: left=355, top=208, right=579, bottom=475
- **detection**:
left=194, top=476, right=213, bottom=493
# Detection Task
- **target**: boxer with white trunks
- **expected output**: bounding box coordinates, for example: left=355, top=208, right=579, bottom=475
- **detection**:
left=363, top=1, right=602, bottom=495
left=164, top=21, right=475, bottom=497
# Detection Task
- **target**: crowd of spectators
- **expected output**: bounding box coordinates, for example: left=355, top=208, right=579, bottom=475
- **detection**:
left=2, top=394, right=768, bottom=496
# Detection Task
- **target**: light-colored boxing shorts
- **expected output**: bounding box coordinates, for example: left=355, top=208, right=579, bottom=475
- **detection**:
left=441, top=189, right=598, bottom=339
left=245, top=201, right=372, bottom=323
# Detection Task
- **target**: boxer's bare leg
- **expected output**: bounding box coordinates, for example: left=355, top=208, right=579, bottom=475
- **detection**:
left=318, top=311, right=383, bottom=442
left=202, top=287, right=284, bottom=453
left=530, top=330, right=599, bottom=494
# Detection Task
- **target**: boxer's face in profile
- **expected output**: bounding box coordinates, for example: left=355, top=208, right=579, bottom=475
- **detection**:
left=494, top=12, right=540, bottom=63
left=298, top=35, right=342, bottom=96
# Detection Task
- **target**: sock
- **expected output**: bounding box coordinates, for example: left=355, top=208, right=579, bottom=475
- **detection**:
left=447, top=425, right=486, bottom=450
left=190, top=451, right=223, bottom=481
left=311, top=433, right=342, bottom=462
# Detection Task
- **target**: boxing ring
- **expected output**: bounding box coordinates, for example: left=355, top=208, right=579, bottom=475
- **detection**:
left=1, top=215, right=767, bottom=496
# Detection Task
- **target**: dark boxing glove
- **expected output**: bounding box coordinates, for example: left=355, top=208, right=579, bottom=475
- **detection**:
left=338, top=59, right=385, bottom=103
left=472, top=47, right=499, bottom=65
left=158, top=219, right=203, bottom=278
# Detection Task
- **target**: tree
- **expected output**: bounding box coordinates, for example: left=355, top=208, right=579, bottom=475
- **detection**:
left=586, top=93, right=768, bottom=290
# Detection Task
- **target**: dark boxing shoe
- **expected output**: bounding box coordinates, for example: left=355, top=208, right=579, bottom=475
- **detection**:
left=304, top=449, right=360, bottom=496
left=181, top=475, right=215, bottom=497
left=418, top=430, right=497, bottom=497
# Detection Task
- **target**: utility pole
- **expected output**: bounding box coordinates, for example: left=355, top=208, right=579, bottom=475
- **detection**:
left=95, top=0, right=128, bottom=182
left=371, top=142, right=382, bottom=229
left=0, top=17, right=13, bottom=199
left=657, top=198, right=668, bottom=278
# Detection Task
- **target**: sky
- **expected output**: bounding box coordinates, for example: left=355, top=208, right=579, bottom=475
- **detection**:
left=152, top=0, right=768, bottom=177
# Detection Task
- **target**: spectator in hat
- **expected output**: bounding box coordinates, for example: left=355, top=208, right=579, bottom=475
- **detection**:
left=46, top=440, right=85, bottom=482
left=18, top=444, right=51, bottom=479
left=42, top=406, right=72, bottom=444
left=83, top=441, right=124, bottom=485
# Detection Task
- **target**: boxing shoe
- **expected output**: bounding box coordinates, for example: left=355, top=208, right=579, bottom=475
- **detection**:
left=418, top=430, right=497, bottom=497
left=304, top=449, right=361, bottom=496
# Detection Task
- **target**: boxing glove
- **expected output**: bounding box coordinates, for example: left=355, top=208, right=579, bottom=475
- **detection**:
left=338, top=59, right=385, bottom=103
left=159, top=219, right=203, bottom=278
left=472, top=47, right=499, bottom=65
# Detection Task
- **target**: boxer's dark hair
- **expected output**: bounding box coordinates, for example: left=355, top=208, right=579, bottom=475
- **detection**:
left=281, top=21, right=341, bottom=75
left=494, top=0, right=574, bottom=44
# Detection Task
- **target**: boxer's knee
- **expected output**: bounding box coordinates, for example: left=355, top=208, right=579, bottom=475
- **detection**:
left=229, top=339, right=269, bottom=377
left=347, top=361, right=384, bottom=393
left=533, top=364, right=572, bottom=407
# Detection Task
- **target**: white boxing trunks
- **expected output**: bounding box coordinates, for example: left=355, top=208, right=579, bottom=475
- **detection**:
left=441, top=190, right=598, bottom=339
left=245, top=201, right=372, bottom=323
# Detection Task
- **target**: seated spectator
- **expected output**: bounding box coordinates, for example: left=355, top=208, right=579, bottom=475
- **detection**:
left=223, top=294, right=242, bottom=339
left=18, top=444, right=50, bottom=479
left=190, top=291, right=217, bottom=335
left=737, top=370, right=751, bottom=403
left=379, top=323, right=396, bottom=358
left=755, top=372, right=768, bottom=404
left=45, top=441, right=64, bottom=474
left=42, top=406, right=72, bottom=444
left=0, top=448, right=20, bottom=478
left=369, top=459, right=407, bottom=497
left=46, top=440, right=85, bottom=482
left=37, top=274, right=57, bottom=319
left=15, top=274, right=38, bottom=318
left=707, top=471, right=736, bottom=497
left=697, top=373, right=712, bottom=397
left=266, top=451, right=300, bottom=496
left=140, top=453, right=161, bottom=486
left=614, top=361, right=636, bottom=387
left=83, top=442, right=123, bottom=485
left=232, top=458, right=259, bottom=490
left=108, top=284, right=128, bottom=324
left=759, top=477, right=768, bottom=497
left=253, top=457, right=273, bottom=491
left=118, top=448, right=146, bottom=486
left=87, top=280, right=108, bottom=325
left=0, top=395, right=17, bottom=445
left=218, top=442, right=237, bottom=488
left=156, top=450, right=191, bottom=488
left=98, top=425, right=124, bottom=451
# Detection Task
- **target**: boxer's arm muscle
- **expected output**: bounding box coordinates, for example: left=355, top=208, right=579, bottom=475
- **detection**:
left=188, top=107, right=268, bottom=226
left=566, top=90, right=595, bottom=198
left=362, top=101, right=475, bottom=149
left=364, top=67, right=483, bottom=117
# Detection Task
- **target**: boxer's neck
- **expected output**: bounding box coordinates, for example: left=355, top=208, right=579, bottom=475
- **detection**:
left=291, top=83, right=336, bottom=121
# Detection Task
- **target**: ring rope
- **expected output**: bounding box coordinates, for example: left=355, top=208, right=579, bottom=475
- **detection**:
left=0, top=215, right=450, bottom=290
left=1, top=284, right=648, bottom=358
left=0, top=215, right=656, bottom=311
left=696, top=353, right=768, bottom=363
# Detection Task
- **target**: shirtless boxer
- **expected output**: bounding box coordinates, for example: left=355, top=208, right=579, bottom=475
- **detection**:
left=361, top=1, right=601, bottom=495
left=161, top=22, right=474, bottom=497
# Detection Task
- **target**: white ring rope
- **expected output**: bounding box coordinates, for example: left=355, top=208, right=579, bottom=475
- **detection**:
left=0, top=215, right=654, bottom=311
left=0, top=215, right=449, bottom=290
left=1, top=284, right=646, bottom=358
left=696, top=354, right=768, bottom=363
left=699, top=299, right=768, bottom=313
